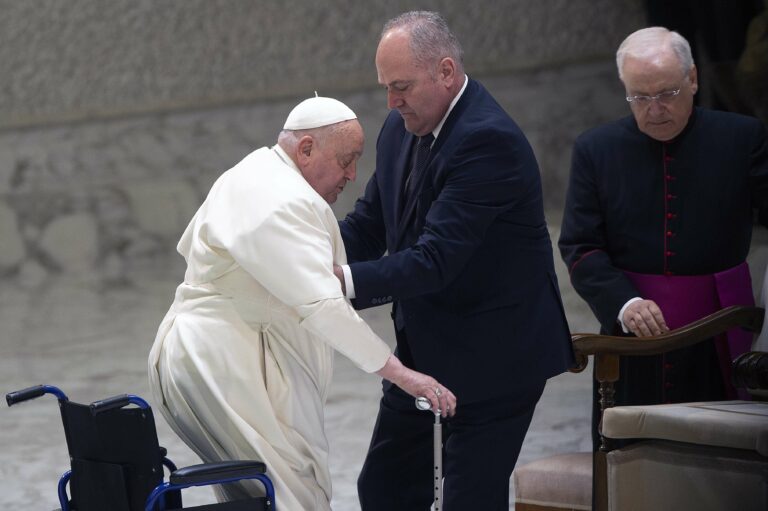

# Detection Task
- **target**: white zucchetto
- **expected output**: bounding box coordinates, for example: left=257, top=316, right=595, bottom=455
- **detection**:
left=283, top=96, right=357, bottom=130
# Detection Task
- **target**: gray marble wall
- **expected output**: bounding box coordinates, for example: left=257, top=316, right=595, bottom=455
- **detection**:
left=0, top=1, right=646, bottom=285
left=1, top=0, right=644, bottom=128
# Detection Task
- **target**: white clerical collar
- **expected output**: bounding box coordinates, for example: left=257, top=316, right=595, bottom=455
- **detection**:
left=272, top=144, right=301, bottom=175
left=431, top=74, right=468, bottom=141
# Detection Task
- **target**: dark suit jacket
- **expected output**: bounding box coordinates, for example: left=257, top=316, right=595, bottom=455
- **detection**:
left=341, top=78, right=574, bottom=403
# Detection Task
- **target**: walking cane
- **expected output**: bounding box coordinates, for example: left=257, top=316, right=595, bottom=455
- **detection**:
left=416, top=396, right=443, bottom=510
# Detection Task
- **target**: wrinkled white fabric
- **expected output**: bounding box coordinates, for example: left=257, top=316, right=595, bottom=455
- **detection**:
left=148, top=145, right=391, bottom=510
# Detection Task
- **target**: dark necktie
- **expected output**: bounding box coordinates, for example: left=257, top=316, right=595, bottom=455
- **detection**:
left=403, top=133, right=434, bottom=204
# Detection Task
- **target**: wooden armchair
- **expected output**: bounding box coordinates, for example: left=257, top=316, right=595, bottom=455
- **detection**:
left=513, top=305, right=767, bottom=511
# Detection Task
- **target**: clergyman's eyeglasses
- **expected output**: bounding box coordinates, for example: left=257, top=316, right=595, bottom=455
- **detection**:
left=626, top=88, right=681, bottom=105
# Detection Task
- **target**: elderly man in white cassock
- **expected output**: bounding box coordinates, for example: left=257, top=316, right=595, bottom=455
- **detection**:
left=148, top=97, right=457, bottom=510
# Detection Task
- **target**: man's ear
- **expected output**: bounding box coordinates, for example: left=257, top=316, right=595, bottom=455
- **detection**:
left=296, top=135, right=314, bottom=166
left=689, top=65, right=699, bottom=95
left=437, top=57, right=456, bottom=87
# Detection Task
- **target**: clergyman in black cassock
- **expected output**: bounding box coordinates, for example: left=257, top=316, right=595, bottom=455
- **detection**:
left=558, top=26, right=768, bottom=449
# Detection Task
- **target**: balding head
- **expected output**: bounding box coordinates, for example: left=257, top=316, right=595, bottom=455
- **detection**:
left=382, top=10, right=465, bottom=76
left=376, top=11, right=465, bottom=136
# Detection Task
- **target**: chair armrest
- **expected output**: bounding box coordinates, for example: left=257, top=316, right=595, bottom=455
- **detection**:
left=170, top=460, right=267, bottom=485
left=570, top=305, right=764, bottom=371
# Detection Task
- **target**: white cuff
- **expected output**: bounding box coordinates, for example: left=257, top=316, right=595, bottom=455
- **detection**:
left=341, top=264, right=356, bottom=299
left=618, top=297, right=643, bottom=333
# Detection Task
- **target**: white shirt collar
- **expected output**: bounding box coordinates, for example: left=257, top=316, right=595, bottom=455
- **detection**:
left=431, top=75, right=468, bottom=141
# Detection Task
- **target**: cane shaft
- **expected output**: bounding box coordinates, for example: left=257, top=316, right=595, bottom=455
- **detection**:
left=433, top=416, right=443, bottom=510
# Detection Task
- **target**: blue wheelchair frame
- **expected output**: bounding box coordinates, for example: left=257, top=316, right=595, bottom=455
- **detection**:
left=7, top=385, right=276, bottom=511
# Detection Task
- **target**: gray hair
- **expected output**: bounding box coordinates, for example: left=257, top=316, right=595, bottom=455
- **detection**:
left=382, top=11, right=464, bottom=74
left=616, top=27, right=694, bottom=81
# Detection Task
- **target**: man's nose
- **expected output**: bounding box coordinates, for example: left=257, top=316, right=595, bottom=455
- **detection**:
left=648, top=99, right=665, bottom=116
left=347, top=163, right=357, bottom=182
left=387, top=90, right=402, bottom=109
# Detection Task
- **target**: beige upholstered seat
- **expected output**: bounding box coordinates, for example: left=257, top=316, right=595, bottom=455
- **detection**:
left=606, top=440, right=766, bottom=511
left=602, top=401, right=768, bottom=511
left=512, top=452, right=592, bottom=511
left=602, top=401, right=768, bottom=454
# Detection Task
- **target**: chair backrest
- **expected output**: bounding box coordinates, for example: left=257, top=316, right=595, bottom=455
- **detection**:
left=59, top=400, right=165, bottom=511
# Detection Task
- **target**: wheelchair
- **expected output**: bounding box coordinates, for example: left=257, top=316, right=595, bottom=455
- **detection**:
left=6, top=385, right=276, bottom=511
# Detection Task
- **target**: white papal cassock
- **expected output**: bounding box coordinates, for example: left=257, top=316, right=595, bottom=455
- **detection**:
left=148, top=144, right=391, bottom=510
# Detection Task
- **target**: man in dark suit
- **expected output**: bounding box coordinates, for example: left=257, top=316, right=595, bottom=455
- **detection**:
left=335, top=11, right=574, bottom=510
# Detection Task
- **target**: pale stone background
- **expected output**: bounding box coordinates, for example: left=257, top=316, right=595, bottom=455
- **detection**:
left=1, top=1, right=766, bottom=509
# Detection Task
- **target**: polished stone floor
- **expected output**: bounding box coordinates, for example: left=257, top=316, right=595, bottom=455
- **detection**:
left=1, top=225, right=765, bottom=509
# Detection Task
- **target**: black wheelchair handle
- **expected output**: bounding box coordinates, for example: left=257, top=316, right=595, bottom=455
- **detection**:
left=6, top=385, right=47, bottom=406
left=90, top=394, right=131, bottom=415
left=89, top=394, right=150, bottom=416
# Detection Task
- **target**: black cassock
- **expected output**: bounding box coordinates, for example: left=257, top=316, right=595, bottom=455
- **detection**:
left=558, top=107, right=768, bottom=447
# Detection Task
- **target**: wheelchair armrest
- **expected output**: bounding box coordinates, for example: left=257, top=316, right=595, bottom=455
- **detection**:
left=170, top=460, right=267, bottom=485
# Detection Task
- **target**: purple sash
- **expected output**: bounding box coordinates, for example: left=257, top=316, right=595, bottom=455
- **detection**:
left=624, top=262, right=754, bottom=400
